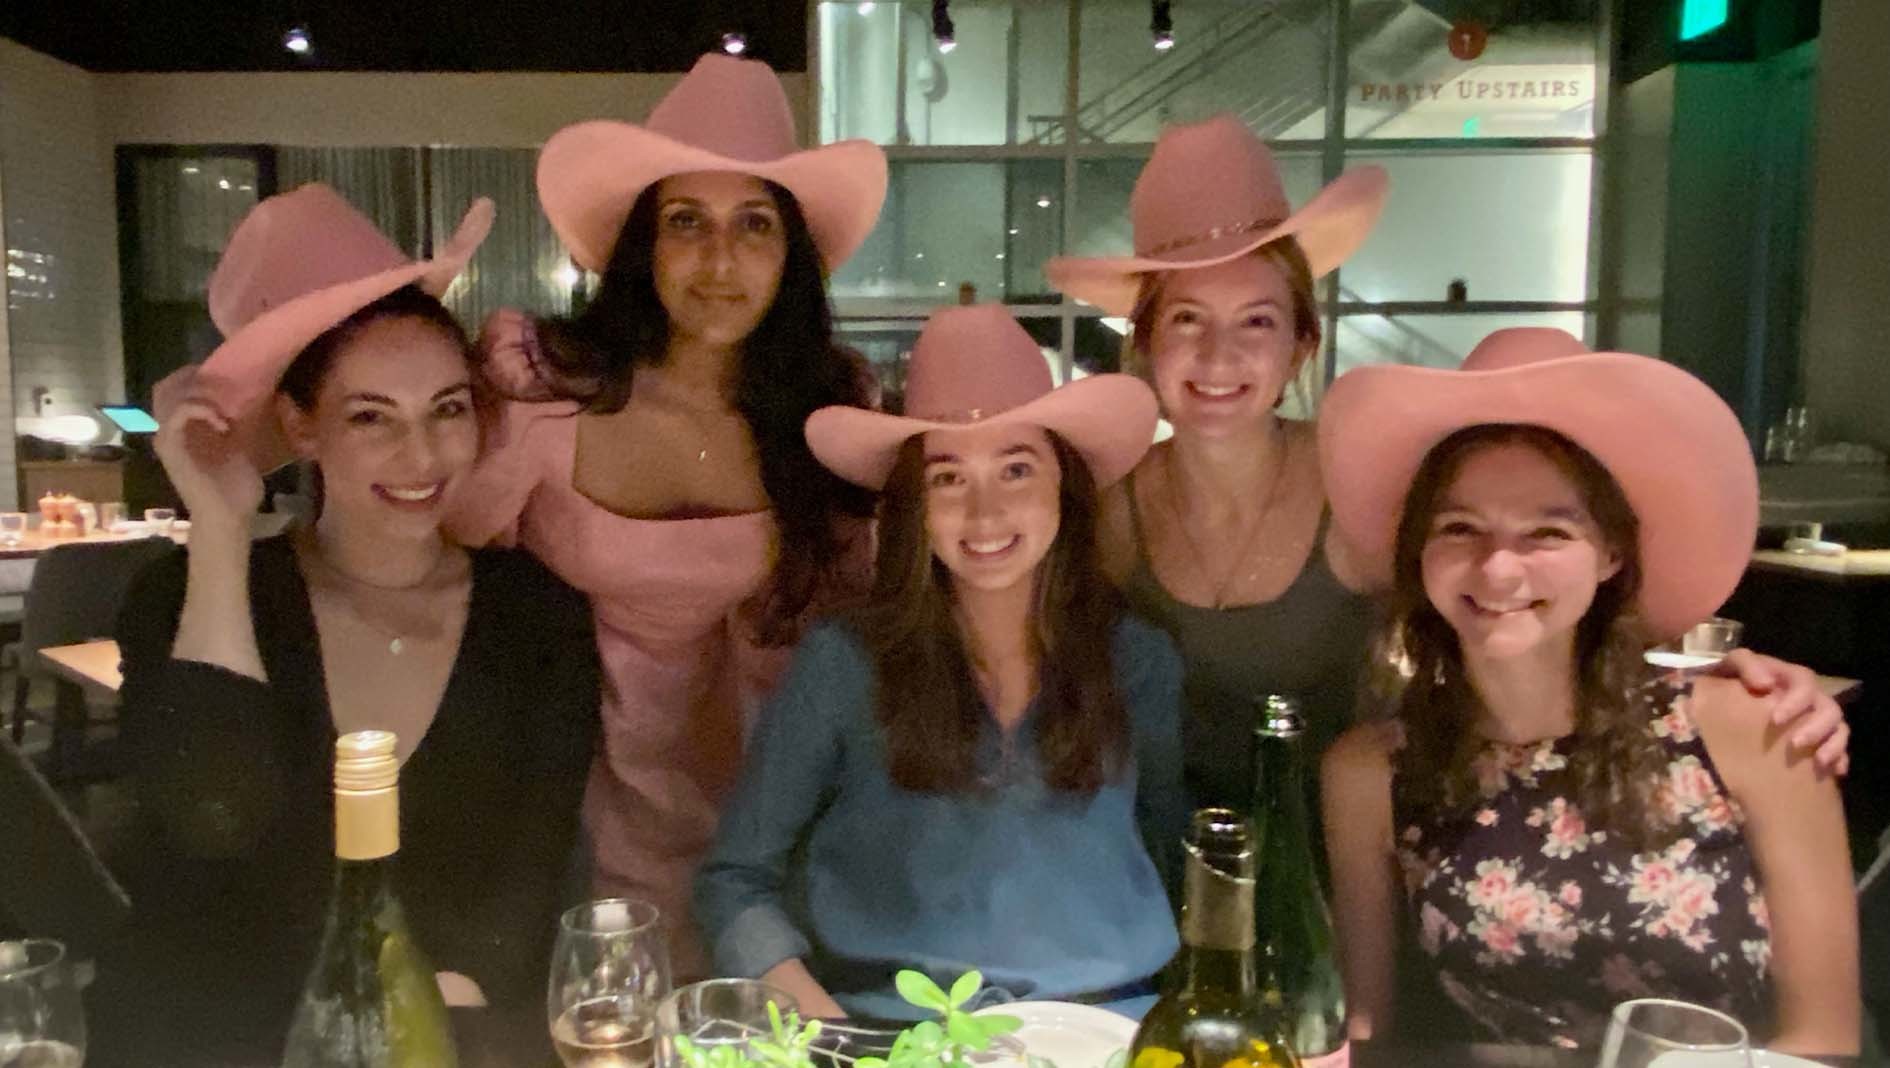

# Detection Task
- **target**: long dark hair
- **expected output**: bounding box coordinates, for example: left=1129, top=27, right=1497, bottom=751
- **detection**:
left=849, top=431, right=1130, bottom=795
left=1388, top=424, right=1676, bottom=850
left=517, top=179, right=873, bottom=644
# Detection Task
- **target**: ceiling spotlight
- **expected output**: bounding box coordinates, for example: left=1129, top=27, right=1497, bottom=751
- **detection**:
left=932, top=0, right=955, bottom=53
left=282, top=25, right=312, bottom=56
left=721, top=32, right=747, bottom=56
left=1151, top=1, right=1174, bottom=51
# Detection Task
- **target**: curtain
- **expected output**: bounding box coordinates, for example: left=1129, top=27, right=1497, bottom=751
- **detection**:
left=133, top=156, right=258, bottom=303
left=277, top=147, right=423, bottom=257
left=427, top=147, right=577, bottom=327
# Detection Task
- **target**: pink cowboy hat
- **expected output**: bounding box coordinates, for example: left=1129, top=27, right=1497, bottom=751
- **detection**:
left=537, top=53, right=888, bottom=273
left=157, top=183, right=493, bottom=471
left=806, top=304, right=1158, bottom=491
left=1045, top=114, right=1389, bottom=316
left=1317, top=327, right=1759, bottom=639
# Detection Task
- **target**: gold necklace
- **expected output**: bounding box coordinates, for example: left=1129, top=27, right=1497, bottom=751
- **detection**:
left=304, top=538, right=455, bottom=655
left=1165, top=426, right=1293, bottom=609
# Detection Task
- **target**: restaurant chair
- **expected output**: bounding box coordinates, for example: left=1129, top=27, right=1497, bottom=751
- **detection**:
left=0, top=728, right=131, bottom=959
left=8, top=537, right=176, bottom=783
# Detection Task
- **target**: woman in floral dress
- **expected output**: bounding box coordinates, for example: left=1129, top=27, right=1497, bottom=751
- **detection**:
left=1317, top=328, right=1859, bottom=1053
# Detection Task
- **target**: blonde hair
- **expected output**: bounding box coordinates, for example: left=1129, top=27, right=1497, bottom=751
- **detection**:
left=1123, top=236, right=1322, bottom=413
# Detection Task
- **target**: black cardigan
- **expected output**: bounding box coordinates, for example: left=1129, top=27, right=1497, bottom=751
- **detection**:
left=90, top=533, right=600, bottom=1066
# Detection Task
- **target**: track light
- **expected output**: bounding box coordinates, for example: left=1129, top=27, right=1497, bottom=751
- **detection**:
left=932, top=0, right=956, bottom=53
left=282, top=25, right=312, bottom=56
left=1151, top=1, right=1174, bottom=51
left=721, top=32, right=747, bottom=56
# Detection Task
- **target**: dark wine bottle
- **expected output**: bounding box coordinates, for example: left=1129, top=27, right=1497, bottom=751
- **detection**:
left=283, top=730, right=457, bottom=1067
left=1251, top=696, right=1347, bottom=1068
left=1130, top=809, right=1299, bottom=1068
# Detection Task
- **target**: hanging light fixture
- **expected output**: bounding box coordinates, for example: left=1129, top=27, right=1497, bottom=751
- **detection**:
left=720, top=32, right=748, bottom=56
left=1150, top=1, right=1175, bottom=51
left=932, top=0, right=956, bottom=53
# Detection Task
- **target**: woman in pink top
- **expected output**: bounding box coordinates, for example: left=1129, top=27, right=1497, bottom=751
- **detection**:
left=449, top=54, right=888, bottom=976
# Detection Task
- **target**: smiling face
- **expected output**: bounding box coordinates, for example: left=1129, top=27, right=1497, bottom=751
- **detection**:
left=278, top=315, right=479, bottom=539
left=1418, top=441, right=1623, bottom=665
left=649, top=171, right=788, bottom=350
left=921, top=422, right=1063, bottom=598
left=1140, top=248, right=1317, bottom=437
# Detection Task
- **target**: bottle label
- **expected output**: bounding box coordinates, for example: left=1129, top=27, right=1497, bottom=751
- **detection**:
left=1298, top=1043, right=1350, bottom=1068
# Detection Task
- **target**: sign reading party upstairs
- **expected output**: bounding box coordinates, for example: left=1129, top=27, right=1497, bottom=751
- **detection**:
left=1348, top=64, right=1597, bottom=138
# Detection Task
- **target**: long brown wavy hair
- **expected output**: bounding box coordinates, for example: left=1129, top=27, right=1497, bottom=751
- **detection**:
left=848, top=431, right=1131, bottom=794
left=1388, top=424, right=1677, bottom=850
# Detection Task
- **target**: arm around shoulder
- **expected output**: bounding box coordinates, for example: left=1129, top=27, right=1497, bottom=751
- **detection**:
left=1321, top=721, right=1401, bottom=1042
left=1689, top=679, right=1859, bottom=1055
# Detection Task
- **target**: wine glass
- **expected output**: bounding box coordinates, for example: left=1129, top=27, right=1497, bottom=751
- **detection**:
left=1595, top=998, right=1751, bottom=1068
left=548, top=899, right=670, bottom=1068
left=0, top=939, right=86, bottom=1067
left=656, top=979, right=799, bottom=1068
left=143, top=508, right=177, bottom=538
left=0, top=513, right=25, bottom=547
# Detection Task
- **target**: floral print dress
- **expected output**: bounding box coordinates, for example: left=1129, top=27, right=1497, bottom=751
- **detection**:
left=1391, top=689, right=1772, bottom=1047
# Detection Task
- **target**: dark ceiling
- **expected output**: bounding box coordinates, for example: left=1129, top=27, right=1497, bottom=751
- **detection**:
left=0, top=0, right=809, bottom=73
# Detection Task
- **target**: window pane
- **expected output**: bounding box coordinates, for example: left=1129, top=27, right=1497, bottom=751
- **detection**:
left=817, top=0, right=1070, bottom=146
left=1345, top=0, right=1598, bottom=139
left=841, top=316, right=1065, bottom=412
left=1074, top=0, right=1331, bottom=144
left=1071, top=152, right=1324, bottom=262
left=1332, top=310, right=1589, bottom=378
left=132, top=156, right=259, bottom=304
left=1338, top=150, right=1591, bottom=304
left=832, top=160, right=1063, bottom=302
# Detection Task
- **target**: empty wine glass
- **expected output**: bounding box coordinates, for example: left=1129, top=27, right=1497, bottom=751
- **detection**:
left=0, top=514, right=25, bottom=548
left=548, top=899, right=670, bottom=1068
left=656, top=979, right=799, bottom=1068
left=0, top=939, right=86, bottom=1067
left=1595, top=998, right=1751, bottom=1068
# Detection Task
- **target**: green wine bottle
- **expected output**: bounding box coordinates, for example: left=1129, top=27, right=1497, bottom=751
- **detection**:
left=283, top=731, right=458, bottom=1067
left=1130, top=809, right=1299, bottom=1068
left=1251, top=696, right=1347, bottom=1068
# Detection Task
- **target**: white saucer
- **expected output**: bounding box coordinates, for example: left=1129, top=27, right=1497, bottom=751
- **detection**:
left=971, top=1001, right=1137, bottom=1068
left=1651, top=1050, right=1831, bottom=1068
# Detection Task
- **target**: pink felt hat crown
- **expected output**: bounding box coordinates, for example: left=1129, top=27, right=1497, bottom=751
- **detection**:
left=536, top=53, right=888, bottom=273
left=156, top=183, right=492, bottom=471
left=806, top=305, right=1158, bottom=491
left=1318, top=327, right=1760, bottom=639
left=1046, top=114, right=1389, bottom=316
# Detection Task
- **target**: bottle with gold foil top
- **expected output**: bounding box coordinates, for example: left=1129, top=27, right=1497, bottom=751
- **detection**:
left=1251, top=696, right=1348, bottom=1068
left=1129, top=809, right=1299, bottom=1068
left=283, top=731, right=457, bottom=1067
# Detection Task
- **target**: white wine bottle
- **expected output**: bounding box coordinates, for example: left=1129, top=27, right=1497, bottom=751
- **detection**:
left=283, top=731, right=458, bottom=1067
left=1252, top=696, right=1347, bottom=1068
left=1129, top=809, right=1299, bottom=1068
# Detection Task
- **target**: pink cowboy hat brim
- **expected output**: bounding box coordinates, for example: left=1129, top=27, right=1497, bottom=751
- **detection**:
left=1317, top=353, right=1759, bottom=640
left=1046, top=166, right=1389, bottom=317
left=537, top=121, right=889, bottom=273
left=160, top=198, right=495, bottom=473
left=806, top=373, right=1159, bottom=492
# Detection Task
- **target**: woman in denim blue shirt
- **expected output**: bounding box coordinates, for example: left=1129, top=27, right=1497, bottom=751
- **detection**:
left=696, top=305, right=1185, bottom=1019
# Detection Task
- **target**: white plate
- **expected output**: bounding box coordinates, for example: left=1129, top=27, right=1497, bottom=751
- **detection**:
left=1650, top=1050, right=1831, bottom=1068
left=972, top=1001, right=1137, bottom=1068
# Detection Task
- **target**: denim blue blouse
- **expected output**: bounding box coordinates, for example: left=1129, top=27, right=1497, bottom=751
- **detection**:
left=695, top=616, right=1186, bottom=1020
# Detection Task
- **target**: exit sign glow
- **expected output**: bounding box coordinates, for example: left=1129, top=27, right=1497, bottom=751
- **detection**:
left=1680, top=0, right=1730, bottom=40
